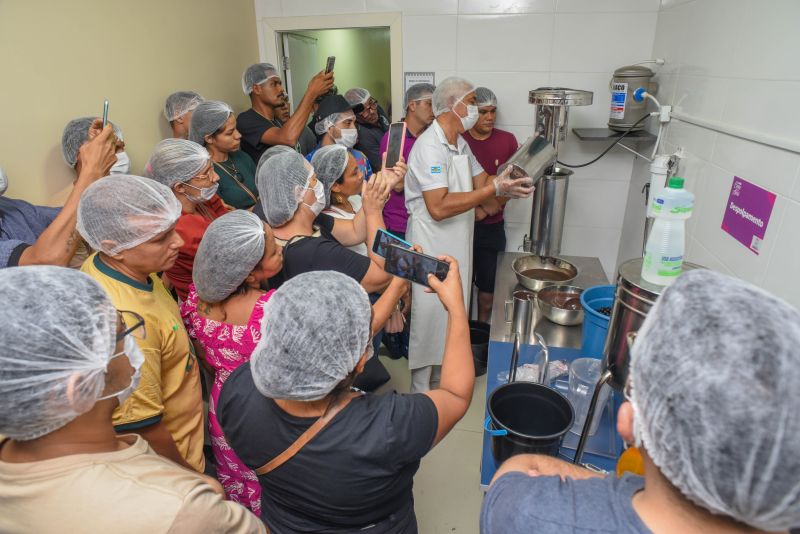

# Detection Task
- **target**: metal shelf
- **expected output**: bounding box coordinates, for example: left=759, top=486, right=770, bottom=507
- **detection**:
left=572, top=127, right=656, bottom=143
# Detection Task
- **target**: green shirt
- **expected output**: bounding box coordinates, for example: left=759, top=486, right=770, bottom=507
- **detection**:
left=213, top=150, right=258, bottom=210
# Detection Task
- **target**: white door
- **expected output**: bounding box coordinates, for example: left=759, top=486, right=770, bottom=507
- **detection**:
left=281, top=32, right=318, bottom=108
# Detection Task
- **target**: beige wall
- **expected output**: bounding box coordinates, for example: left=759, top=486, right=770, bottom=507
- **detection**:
left=0, top=0, right=258, bottom=206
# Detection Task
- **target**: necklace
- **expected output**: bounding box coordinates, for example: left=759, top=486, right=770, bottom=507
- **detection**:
left=216, top=158, right=243, bottom=182
left=214, top=159, right=259, bottom=204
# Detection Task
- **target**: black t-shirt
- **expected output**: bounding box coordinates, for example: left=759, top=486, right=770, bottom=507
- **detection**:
left=218, top=363, right=438, bottom=533
left=355, top=107, right=390, bottom=172
left=297, top=125, right=318, bottom=156
left=270, top=232, right=371, bottom=290
left=237, top=109, right=282, bottom=164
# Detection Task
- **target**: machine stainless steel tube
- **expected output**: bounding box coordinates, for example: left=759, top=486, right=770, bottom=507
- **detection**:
left=529, top=167, right=572, bottom=256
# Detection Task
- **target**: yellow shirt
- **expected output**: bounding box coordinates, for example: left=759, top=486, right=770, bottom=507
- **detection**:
left=0, top=435, right=265, bottom=534
left=81, top=253, right=205, bottom=472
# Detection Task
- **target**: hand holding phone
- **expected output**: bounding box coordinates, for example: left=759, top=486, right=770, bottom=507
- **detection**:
left=102, top=99, right=109, bottom=128
left=423, top=254, right=465, bottom=313
left=384, top=244, right=449, bottom=288
left=384, top=122, right=407, bottom=169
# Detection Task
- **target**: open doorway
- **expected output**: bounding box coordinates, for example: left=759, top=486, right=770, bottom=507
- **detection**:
left=259, top=12, right=403, bottom=119
left=278, top=27, right=393, bottom=120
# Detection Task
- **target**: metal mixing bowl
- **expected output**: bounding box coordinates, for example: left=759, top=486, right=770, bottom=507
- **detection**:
left=537, top=285, right=584, bottom=326
left=512, top=255, right=578, bottom=291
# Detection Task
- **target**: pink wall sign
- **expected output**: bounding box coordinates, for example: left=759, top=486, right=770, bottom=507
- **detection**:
left=720, top=176, right=776, bottom=255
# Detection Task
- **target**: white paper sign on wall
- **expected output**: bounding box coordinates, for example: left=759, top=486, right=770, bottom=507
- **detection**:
left=404, top=72, right=435, bottom=93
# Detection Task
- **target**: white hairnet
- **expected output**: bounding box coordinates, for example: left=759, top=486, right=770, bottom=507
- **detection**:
left=189, top=100, right=233, bottom=145
left=251, top=271, right=371, bottom=401
left=77, top=175, right=181, bottom=255
left=404, top=83, right=435, bottom=110
left=629, top=269, right=800, bottom=531
left=256, top=151, right=313, bottom=227
left=143, top=138, right=210, bottom=188
left=255, top=145, right=295, bottom=177
left=344, top=87, right=370, bottom=106
left=431, top=76, right=476, bottom=117
left=242, top=63, right=280, bottom=95
left=61, top=117, right=123, bottom=167
left=310, top=144, right=348, bottom=203
left=0, top=266, right=117, bottom=441
left=164, top=91, right=204, bottom=122
left=193, top=210, right=265, bottom=303
left=314, top=111, right=354, bottom=136
left=475, top=86, right=498, bottom=108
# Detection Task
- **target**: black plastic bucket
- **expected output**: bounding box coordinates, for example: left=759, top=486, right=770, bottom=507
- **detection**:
left=485, top=381, right=574, bottom=463
left=469, top=320, right=490, bottom=377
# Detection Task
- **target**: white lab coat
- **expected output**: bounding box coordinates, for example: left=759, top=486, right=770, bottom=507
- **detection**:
left=405, top=121, right=483, bottom=370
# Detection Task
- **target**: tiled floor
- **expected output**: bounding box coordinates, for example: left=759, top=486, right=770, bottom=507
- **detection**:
left=376, top=355, right=488, bottom=534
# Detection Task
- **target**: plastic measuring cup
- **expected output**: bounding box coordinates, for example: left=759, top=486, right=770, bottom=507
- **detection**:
left=568, top=357, right=611, bottom=436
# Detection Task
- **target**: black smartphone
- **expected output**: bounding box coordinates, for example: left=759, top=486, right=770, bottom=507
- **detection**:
left=325, top=56, right=336, bottom=73
left=384, top=244, right=449, bottom=287
left=372, top=228, right=412, bottom=258
left=384, top=122, right=407, bottom=169
left=102, top=99, right=109, bottom=127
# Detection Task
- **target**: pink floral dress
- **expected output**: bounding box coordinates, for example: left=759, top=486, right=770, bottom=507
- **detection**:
left=180, top=283, right=273, bottom=516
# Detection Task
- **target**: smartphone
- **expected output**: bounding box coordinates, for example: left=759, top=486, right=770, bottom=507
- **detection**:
left=384, top=122, right=407, bottom=169
left=372, top=228, right=412, bottom=258
left=384, top=244, right=449, bottom=287
left=102, top=99, right=109, bottom=128
left=325, top=56, right=336, bottom=73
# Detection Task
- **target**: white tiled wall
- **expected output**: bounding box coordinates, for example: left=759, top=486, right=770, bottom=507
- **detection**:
left=254, top=0, right=661, bottom=277
left=618, top=0, right=800, bottom=308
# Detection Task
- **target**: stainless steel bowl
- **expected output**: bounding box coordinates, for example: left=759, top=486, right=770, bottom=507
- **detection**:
left=537, top=285, right=584, bottom=326
left=512, top=255, right=578, bottom=292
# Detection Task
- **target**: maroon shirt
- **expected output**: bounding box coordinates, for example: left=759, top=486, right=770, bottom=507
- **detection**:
left=463, top=128, right=519, bottom=225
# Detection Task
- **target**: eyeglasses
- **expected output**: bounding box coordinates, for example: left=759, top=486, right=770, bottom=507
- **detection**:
left=360, top=99, right=378, bottom=112
left=117, top=310, right=146, bottom=341
left=191, top=169, right=215, bottom=185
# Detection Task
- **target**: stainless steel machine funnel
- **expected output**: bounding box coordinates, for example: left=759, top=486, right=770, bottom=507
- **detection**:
left=498, top=135, right=557, bottom=183
left=520, top=87, right=593, bottom=256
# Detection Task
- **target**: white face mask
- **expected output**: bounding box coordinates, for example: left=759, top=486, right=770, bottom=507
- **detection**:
left=98, top=335, right=145, bottom=405
left=182, top=182, right=219, bottom=203
left=303, top=179, right=326, bottom=216
left=0, top=167, right=7, bottom=197
left=455, top=101, right=479, bottom=131
left=109, top=151, right=131, bottom=175
left=334, top=128, right=358, bottom=148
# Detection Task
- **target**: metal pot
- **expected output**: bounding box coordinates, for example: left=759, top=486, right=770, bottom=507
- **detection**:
left=512, top=255, right=578, bottom=292
left=603, top=258, right=702, bottom=390
left=485, top=333, right=573, bottom=463
left=537, top=285, right=584, bottom=326
left=572, top=258, right=704, bottom=465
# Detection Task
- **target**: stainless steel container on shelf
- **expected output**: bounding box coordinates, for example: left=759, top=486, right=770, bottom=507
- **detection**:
left=604, top=258, right=703, bottom=390
left=608, top=65, right=657, bottom=132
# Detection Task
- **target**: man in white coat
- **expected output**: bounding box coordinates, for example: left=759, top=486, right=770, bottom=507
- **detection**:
left=404, top=77, right=534, bottom=392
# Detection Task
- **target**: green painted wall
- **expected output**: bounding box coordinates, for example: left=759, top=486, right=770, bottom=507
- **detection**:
left=296, top=27, right=392, bottom=118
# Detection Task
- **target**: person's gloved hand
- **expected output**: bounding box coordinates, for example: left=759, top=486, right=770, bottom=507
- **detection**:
left=493, top=165, right=535, bottom=198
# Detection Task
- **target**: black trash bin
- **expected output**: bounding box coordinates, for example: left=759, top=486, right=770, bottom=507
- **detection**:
left=469, top=320, right=490, bottom=377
